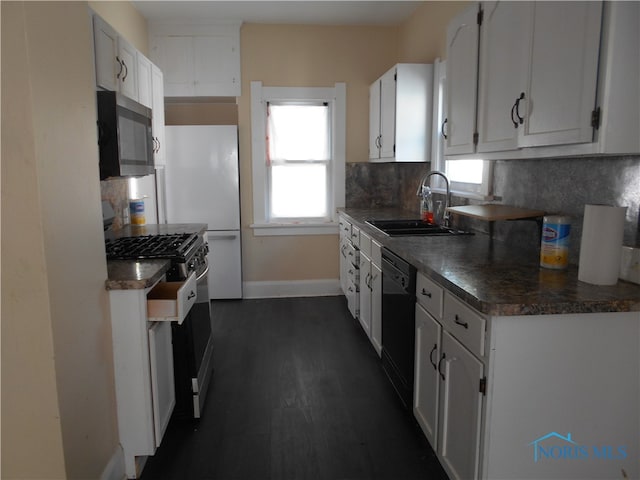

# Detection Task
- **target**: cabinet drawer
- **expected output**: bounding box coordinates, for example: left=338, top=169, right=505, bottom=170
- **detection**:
left=359, top=231, right=372, bottom=258
left=350, top=226, right=361, bottom=248
left=416, top=272, right=443, bottom=319
left=371, top=239, right=382, bottom=266
left=339, top=216, right=351, bottom=240
left=442, top=292, right=486, bottom=357
left=147, top=273, right=197, bottom=324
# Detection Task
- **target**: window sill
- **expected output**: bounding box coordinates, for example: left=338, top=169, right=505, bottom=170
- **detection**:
left=251, top=222, right=339, bottom=236
left=430, top=187, right=495, bottom=202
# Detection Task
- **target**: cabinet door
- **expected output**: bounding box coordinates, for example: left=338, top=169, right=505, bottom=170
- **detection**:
left=137, top=53, right=153, bottom=108
left=445, top=3, right=480, bottom=155
left=370, top=262, right=382, bottom=357
left=369, top=80, right=381, bottom=159
left=151, top=64, right=166, bottom=166
left=153, top=35, right=195, bottom=97
left=519, top=1, right=602, bottom=148
left=117, top=37, right=138, bottom=101
left=358, top=253, right=372, bottom=338
left=438, top=331, right=484, bottom=480
left=148, top=321, right=176, bottom=447
left=93, top=15, right=119, bottom=91
left=414, top=303, right=441, bottom=449
left=379, top=68, right=397, bottom=159
left=193, top=35, right=241, bottom=97
left=476, top=2, right=530, bottom=153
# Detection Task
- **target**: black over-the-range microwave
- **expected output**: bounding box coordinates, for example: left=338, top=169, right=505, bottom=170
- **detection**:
left=96, top=91, right=154, bottom=180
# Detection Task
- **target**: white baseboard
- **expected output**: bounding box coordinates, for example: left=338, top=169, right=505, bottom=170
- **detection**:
left=242, top=279, right=341, bottom=299
left=100, top=445, right=126, bottom=480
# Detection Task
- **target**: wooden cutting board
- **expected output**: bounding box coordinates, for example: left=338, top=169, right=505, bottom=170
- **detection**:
left=447, top=204, right=545, bottom=221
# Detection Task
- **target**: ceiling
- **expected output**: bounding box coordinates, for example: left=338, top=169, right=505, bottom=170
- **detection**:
left=132, top=1, right=424, bottom=26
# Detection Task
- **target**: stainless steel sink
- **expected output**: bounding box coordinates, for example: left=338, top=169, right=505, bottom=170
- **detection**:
left=365, top=219, right=474, bottom=237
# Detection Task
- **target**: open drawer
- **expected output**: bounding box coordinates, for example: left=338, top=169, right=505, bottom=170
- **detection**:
left=147, top=272, right=197, bottom=324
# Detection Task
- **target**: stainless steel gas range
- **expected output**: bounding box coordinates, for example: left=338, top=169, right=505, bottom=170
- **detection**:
left=105, top=230, right=214, bottom=419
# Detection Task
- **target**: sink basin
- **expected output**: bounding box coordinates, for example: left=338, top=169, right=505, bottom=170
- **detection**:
left=365, top=219, right=474, bottom=237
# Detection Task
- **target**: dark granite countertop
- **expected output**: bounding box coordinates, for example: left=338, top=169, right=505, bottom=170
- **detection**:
left=340, top=208, right=640, bottom=316
left=104, top=223, right=207, bottom=290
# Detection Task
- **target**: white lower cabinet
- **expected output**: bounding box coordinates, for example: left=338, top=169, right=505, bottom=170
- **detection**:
left=438, top=330, right=485, bottom=480
left=358, top=251, right=372, bottom=338
left=355, top=231, right=383, bottom=356
left=414, top=303, right=442, bottom=448
left=370, top=259, right=382, bottom=356
left=414, top=272, right=484, bottom=480
left=413, top=279, right=640, bottom=479
left=148, top=321, right=175, bottom=447
left=109, top=274, right=196, bottom=478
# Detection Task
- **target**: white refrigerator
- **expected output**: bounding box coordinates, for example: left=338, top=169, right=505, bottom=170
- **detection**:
left=164, top=125, right=242, bottom=299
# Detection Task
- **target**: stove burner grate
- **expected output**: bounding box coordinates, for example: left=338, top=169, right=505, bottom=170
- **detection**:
left=105, top=233, right=199, bottom=261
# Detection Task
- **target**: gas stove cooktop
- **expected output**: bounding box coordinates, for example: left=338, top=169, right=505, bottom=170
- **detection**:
left=105, top=232, right=200, bottom=261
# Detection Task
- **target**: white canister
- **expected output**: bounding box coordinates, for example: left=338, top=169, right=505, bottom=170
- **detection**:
left=540, top=215, right=571, bottom=270
left=129, top=198, right=145, bottom=225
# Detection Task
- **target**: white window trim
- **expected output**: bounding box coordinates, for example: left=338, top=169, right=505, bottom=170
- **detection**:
left=250, top=81, right=346, bottom=236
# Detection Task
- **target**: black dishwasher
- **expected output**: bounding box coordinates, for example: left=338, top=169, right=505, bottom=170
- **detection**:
left=381, top=248, right=417, bottom=409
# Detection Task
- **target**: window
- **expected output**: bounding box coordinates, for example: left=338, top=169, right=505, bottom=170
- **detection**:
left=251, top=82, right=346, bottom=235
left=431, top=59, right=493, bottom=199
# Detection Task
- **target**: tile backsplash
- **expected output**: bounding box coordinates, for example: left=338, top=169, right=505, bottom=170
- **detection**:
left=100, top=177, right=130, bottom=230
left=346, top=155, right=640, bottom=265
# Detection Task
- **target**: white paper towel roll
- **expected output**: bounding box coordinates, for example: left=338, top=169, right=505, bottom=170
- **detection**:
left=578, top=204, right=627, bottom=285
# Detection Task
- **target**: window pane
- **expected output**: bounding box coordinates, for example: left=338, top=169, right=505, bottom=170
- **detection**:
left=446, top=159, right=484, bottom=184
left=268, top=104, right=330, bottom=161
left=270, top=164, right=328, bottom=218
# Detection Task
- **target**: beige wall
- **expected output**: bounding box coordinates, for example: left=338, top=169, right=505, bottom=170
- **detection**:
left=238, top=5, right=466, bottom=284
left=239, top=24, right=399, bottom=282
left=398, top=1, right=470, bottom=62
left=89, top=0, right=149, bottom=54
left=1, top=2, right=119, bottom=478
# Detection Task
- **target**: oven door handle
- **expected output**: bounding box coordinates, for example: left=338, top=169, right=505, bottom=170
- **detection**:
left=196, top=258, right=210, bottom=282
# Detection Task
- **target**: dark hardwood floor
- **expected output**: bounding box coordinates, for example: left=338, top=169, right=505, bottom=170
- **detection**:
left=141, top=296, right=448, bottom=480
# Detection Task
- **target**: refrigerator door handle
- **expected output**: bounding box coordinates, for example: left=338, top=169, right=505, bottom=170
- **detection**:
left=208, top=234, right=238, bottom=240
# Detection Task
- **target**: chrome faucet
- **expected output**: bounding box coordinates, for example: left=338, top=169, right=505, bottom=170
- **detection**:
left=416, top=170, right=451, bottom=226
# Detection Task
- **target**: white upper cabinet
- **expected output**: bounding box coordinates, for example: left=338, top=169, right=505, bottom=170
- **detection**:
left=369, top=63, right=433, bottom=162
left=137, top=52, right=153, bottom=108
left=476, top=1, right=530, bottom=153
left=587, top=0, right=639, bottom=154
left=93, top=13, right=154, bottom=105
left=93, top=15, right=120, bottom=92
left=444, top=4, right=480, bottom=156
left=378, top=68, right=397, bottom=159
left=149, top=24, right=241, bottom=97
left=151, top=64, right=166, bottom=166
left=518, top=1, right=602, bottom=148
left=116, top=36, right=139, bottom=101
left=446, top=1, right=629, bottom=158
